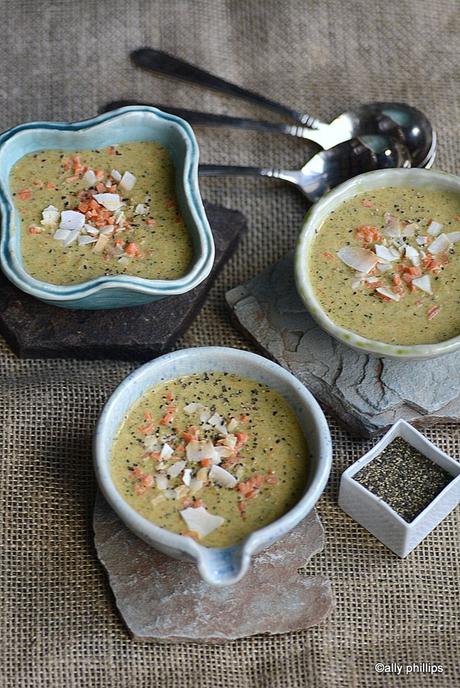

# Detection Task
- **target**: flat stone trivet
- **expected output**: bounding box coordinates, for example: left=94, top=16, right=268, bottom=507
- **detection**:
left=226, top=252, right=460, bottom=437
left=93, top=492, right=332, bottom=643
left=0, top=202, right=246, bottom=362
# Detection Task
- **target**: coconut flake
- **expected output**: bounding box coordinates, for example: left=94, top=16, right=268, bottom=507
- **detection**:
left=164, top=488, right=177, bottom=500
left=41, top=205, right=60, bottom=228
left=189, top=479, right=204, bottom=494
left=78, top=235, right=98, bottom=245
left=99, top=225, right=115, bottom=236
left=118, top=256, right=129, bottom=266
left=83, top=169, right=97, bottom=187
left=92, top=233, right=111, bottom=254
left=220, top=434, right=237, bottom=450
left=155, top=474, right=169, bottom=490
left=412, top=275, right=432, bottom=294
left=446, top=231, right=460, bottom=243
left=416, top=235, right=427, bottom=245
left=214, top=445, right=234, bottom=459
left=134, top=203, right=148, bottom=215
left=59, top=210, right=86, bottom=231
left=182, top=469, right=192, bottom=486
left=402, top=223, right=417, bottom=237
left=111, top=169, right=122, bottom=182
left=207, top=412, right=228, bottom=436
left=180, top=506, right=225, bottom=538
left=428, top=233, right=451, bottom=254
left=376, top=262, right=391, bottom=273
left=209, top=464, right=237, bottom=488
left=160, top=443, right=174, bottom=460
left=53, top=228, right=71, bottom=241
left=63, top=228, right=81, bottom=246
left=119, top=171, right=136, bottom=193
left=186, top=439, right=216, bottom=462
left=376, top=286, right=401, bottom=302
left=404, top=245, right=421, bottom=266
left=93, top=193, right=123, bottom=211
left=382, top=212, right=402, bottom=237
left=374, top=244, right=400, bottom=262
left=427, top=220, right=443, bottom=236
left=84, top=224, right=99, bottom=236
left=337, top=246, right=378, bottom=273
left=167, top=460, right=186, bottom=478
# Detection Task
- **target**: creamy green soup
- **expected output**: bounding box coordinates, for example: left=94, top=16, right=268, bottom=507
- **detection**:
left=111, top=372, right=309, bottom=548
left=10, top=142, right=193, bottom=284
left=309, top=187, right=460, bottom=345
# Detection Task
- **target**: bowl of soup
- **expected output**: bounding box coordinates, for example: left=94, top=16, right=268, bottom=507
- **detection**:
left=0, top=106, right=214, bottom=309
left=295, top=169, right=460, bottom=359
left=93, top=347, right=332, bottom=586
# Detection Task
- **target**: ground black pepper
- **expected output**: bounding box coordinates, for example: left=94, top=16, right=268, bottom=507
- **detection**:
left=354, top=437, right=452, bottom=522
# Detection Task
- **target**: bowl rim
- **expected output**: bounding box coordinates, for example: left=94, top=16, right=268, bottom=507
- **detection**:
left=0, top=106, right=215, bottom=301
left=93, top=346, right=332, bottom=582
left=295, top=168, right=460, bottom=360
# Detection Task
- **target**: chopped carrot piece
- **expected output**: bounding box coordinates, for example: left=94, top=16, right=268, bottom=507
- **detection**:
left=125, top=242, right=142, bottom=258
left=362, top=199, right=375, bottom=208
left=323, top=251, right=335, bottom=260
left=131, top=466, right=145, bottom=479
left=142, top=474, right=154, bottom=488
left=134, top=483, right=146, bottom=496
left=137, top=422, right=155, bottom=434
left=143, top=410, right=153, bottom=421
left=427, top=305, right=441, bottom=320
left=146, top=218, right=156, bottom=225
left=166, top=390, right=174, bottom=402
left=240, top=414, right=250, bottom=423
left=200, top=458, right=212, bottom=468
left=18, top=189, right=32, bottom=201
left=28, top=225, right=42, bottom=235
left=107, top=146, right=115, bottom=155
left=95, top=169, right=105, bottom=179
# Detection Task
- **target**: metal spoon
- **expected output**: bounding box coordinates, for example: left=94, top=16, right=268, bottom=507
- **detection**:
left=198, top=135, right=411, bottom=203
left=131, top=48, right=436, bottom=168
left=102, top=99, right=405, bottom=151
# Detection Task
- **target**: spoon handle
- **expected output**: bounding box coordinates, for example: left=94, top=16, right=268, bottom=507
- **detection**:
left=101, top=100, right=318, bottom=140
left=198, top=164, right=310, bottom=197
left=131, top=48, right=321, bottom=128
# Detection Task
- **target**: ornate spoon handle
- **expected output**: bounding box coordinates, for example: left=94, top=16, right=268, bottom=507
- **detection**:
left=131, top=48, right=322, bottom=128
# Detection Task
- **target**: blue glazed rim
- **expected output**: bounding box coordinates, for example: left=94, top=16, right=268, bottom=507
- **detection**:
left=0, top=106, right=215, bottom=302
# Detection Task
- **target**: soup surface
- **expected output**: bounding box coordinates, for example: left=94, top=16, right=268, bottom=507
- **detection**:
left=111, top=372, right=309, bottom=547
left=309, top=187, right=460, bottom=345
left=10, top=141, right=193, bottom=284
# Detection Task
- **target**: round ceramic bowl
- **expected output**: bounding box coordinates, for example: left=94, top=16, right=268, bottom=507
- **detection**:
left=0, top=106, right=214, bottom=309
left=93, top=347, right=332, bottom=586
left=295, top=168, right=460, bottom=360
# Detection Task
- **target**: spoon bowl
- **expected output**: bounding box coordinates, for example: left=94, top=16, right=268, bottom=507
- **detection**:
left=199, top=135, right=411, bottom=203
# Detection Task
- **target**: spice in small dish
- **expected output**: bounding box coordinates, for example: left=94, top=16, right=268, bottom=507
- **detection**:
left=354, top=437, right=452, bottom=522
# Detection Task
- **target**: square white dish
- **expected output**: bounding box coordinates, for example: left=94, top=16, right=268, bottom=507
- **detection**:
left=338, top=419, right=460, bottom=557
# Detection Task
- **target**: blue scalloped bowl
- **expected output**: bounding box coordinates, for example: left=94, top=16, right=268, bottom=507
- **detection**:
left=0, top=107, right=215, bottom=309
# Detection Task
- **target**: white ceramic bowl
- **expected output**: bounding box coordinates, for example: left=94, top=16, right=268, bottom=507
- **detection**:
left=295, top=168, right=460, bottom=360
left=93, top=347, right=332, bottom=586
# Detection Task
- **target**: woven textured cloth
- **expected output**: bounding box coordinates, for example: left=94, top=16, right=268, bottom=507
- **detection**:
left=1, top=1, right=459, bottom=686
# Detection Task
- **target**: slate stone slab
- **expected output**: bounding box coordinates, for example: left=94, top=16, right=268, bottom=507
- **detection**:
left=93, top=492, right=332, bottom=643
left=0, top=202, right=246, bottom=362
left=226, top=252, right=460, bottom=437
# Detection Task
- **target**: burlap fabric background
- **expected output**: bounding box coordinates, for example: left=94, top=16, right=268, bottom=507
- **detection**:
left=0, top=1, right=459, bottom=686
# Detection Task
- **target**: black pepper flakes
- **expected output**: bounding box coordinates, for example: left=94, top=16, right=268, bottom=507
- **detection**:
left=354, top=437, right=452, bottom=522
